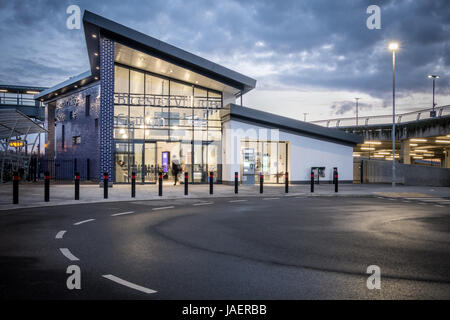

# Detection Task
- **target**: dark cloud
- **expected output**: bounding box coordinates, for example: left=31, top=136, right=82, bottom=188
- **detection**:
left=0, top=0, right=449, bottom=108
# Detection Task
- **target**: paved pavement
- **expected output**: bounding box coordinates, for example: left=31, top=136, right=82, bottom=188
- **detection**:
left=0, top=181, right=449, bottom=211
left=0, top=195, right=449, bottom=299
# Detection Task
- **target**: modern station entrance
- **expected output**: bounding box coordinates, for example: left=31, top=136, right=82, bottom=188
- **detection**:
left=114, top=140, right=218, bottom=184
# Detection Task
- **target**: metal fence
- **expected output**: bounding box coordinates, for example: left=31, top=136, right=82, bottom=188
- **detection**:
left=38, top=158, right=97, bottom=181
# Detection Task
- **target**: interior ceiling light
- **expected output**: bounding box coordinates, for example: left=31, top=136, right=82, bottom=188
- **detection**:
left=436, top=140, right=450, bottom=143
left=410, top=138, right=427, bottom=142
left=364, top=141, right=382, bottom=145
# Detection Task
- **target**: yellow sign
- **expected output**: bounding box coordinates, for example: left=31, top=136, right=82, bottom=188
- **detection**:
left=9, top=141, right=24, bottom=148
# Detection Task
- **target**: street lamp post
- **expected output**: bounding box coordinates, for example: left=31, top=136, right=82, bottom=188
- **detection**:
left=428, top=74, right=439, bottom=117
left=388, top=42, right=399, bottom=187
left=355, top=98, right=360, bottom=126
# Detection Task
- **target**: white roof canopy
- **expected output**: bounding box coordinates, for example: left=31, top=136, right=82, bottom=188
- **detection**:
left=0, top=109, right=46, bottom=139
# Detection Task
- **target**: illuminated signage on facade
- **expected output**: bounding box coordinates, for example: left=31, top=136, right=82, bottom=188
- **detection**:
left=114, top=93, right=221, bottom=109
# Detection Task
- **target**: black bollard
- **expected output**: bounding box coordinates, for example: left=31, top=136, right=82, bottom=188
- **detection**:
left=184, top=172, right=188, bottom=196
left=234, top=172, right=238, bottom=194
left=285, top=172, right=289, bottom=193
left=131, top=171, right=136, bottom=198
left=158, top=172, right=162, bottom=196
left=310, top=170, right=314, bottom=193
left=260, top=174, right=264, bottom=194
left=13, top=171, right=19, bottom=204
left=74, top=171, right=80, bottom=200
left=103, top=172, right=108, bottom=199
left=44, top=171, right=50, bottom=202
left=209, top=172, right=214, bottom=195
left=334, top=168, right=339, bottom=193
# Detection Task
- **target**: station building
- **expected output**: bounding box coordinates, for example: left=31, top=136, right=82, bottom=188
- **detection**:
left=35, top=11, right=362, bottom=185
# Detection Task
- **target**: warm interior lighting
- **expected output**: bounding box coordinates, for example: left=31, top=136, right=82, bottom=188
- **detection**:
left=388, top=42, right=399, bottom=51
left=409, top=143, right=418, bottom=147
left=413, top=156, right=423, bottom=159
left=96, top=66, right=99, bottom=70
left=352, top=154, right=361, bottom=157
left=361, top=147, right=375, bottom=150
left=373, top=155, right=384, bottom=158
left=94, top=76, right=98, bottom=80
left=364, top=141, right=382, bottom=145
left=377, top=152, right=390, bottom=155
left=26, top=90, right=40, bottom=94
left=410, top=138, right=427, bottom=142
left=92, top=34, right=97, bottom=38
left=122, top=134, right=128, bottom=139
left=119, top=128, right=125, bottom=134
left=0, top=89, right=7, bottom=93
left=436, top=140, right=450, bottom=143
left=414, top=150, right=428, bottom=153
left=94, top=52, right=98, bottom=56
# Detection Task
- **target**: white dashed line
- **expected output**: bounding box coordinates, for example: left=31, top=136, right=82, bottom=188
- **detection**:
left=228, top=199, right=248, bottom=203
left=111, top=211, right=134, bottom=217
left=152, top=206, right=175, bottom=211
left=263, top=197, right=280, bottom=200
left=434, top=205, right=444, bottom=208
left=102, top=274, right=157, bottom=294
left=74, top=219, right=95, bottom=225
left=55, top=230, right=66, bottom=239
left=193, top=202, right=213, bottom=206
left=402, top=200, right=410, bottom=203
left=59, top=248, right=79, bottom=261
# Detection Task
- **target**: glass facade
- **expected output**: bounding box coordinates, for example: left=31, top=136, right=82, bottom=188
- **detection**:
left=240, top=140, right=288, bottom=184
left=113, top=64, right=222, bottom=183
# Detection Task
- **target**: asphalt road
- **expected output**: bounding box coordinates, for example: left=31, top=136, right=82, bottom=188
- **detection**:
left=0, top=195, right=449, bottom=299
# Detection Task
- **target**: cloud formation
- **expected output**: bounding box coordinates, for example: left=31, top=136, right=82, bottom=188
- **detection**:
left=0, top=0, right=449, bottom=119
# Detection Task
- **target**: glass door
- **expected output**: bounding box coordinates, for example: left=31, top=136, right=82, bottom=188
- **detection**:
left=144, top=142, right=156, bottom=183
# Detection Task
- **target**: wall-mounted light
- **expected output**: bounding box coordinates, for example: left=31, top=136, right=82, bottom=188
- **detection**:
left=94, top=52, right=98, bottom=56
left=26, top=90, right=40, bottom=94
left=96, top=66, right=99, bottom=70
left=92, top=34, right=97, bottom=38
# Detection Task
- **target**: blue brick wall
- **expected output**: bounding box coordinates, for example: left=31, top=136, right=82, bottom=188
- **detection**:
left=99, top=37, right=115, bottom=182
left=54, top=84, right=100, bottom=179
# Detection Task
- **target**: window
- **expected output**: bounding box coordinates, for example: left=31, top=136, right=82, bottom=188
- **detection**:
left=73, top=136, right=81, bottom=145
left=69, top=111, right=73, bottom=120
left=85, top=95, right=91, bottom=116
left=61, top=125, right=65, bottom=149
left=95, top=118, right=98, bottom=128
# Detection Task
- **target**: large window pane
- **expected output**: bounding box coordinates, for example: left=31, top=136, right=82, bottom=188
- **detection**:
left=115, top=66, right=129, bottom=93
left=145, top=74, right=169, bottom=95
left=145, top=106, right=169, bottom=129
left=130, top=70, right=144, bottom=94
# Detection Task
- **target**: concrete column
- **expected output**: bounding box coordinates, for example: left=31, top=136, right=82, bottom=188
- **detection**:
left=400, top=140, right=411, bottom=164
left=444, top=148, right=450, bottom=168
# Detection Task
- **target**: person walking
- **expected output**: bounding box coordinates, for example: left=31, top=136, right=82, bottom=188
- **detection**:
left=172, top=156, right=181, bottom=185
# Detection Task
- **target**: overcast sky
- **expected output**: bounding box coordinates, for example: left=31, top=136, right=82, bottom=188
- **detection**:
left=0, top=0, right=449, bottom=120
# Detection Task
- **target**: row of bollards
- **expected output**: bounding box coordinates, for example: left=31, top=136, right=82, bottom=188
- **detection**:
left=11, top=169, right=338, bottom=204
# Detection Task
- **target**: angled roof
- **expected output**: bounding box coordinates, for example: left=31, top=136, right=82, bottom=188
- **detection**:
left=34, top=71, right=96, bottom=101
left=223, top=104, right=363, bottom=145
left=0, top=85, right=47, bottom=94
left=0, top=109, right=46, bottom=139
left=82, top=10, right=256, bottom=94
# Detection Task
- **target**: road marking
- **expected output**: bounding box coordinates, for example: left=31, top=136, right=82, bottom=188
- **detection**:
left=229, top=199, right=247, bottom=203
left=434, top=205, right=444, bottom=207
left=59, top=248, right=79, bottom=261
left=402, top=200, right=410, bottom=203
left=111, top=211, right=134, bottom=217
left=74, top=219, right=95, bottom=225
left=193, top=202, right=213, bottom=206
left=102, top=274, right=157, bottom=294
left=55, top=230, right=66, bottom=239
left=152, top=206, right=174, bottom=211
left=263, top=197, right=280, bottom=200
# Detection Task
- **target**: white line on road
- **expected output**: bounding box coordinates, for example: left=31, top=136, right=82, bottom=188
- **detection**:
left=111, top=211, right=134, bottom=217
left=263, top=197, right=280, bottom=200
left=152, top=206, right=175, bottom=211
left=59, top=248, right=79, bottom=261
left=228, top=199, right=248, bottom=203
left=434, top=205, right=444, bottom=207
left=193, top=202, right=213, bottom=206
left=74, top=219, right=95, bottom=225
left=402, top=200, right=410, bottom=203
left=55, top=230, right=66, bottom=239
left=102, top=274, right=157, bottom=294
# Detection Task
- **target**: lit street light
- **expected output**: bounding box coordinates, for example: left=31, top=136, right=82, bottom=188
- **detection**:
left=388, top=41, right=399, bottom=187
left=427, top=74, right=439, bottom=117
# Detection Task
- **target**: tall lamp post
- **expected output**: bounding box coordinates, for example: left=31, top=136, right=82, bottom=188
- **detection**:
left=355, top=98, right=361, bottom=126
left=428, top=74, right=439, bottom=117
left=388, top=42, right=399, bottom=187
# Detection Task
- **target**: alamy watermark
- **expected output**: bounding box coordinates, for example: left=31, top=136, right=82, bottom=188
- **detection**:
left=366, top=5, right=381, bottom=30
left=366, top=265, right=381, bottom=289
left=66, top=5, right=81, bottom=30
